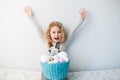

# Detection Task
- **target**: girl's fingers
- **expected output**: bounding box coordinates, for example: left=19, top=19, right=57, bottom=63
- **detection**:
left=24, top=6, right=32, bottom=15
left=79, top=8, right=87, bottom=20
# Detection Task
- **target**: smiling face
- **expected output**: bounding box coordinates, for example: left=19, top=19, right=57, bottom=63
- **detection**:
left=46, top=21, right=66, bottom=48
left=50, top=26, right=62, bottom=43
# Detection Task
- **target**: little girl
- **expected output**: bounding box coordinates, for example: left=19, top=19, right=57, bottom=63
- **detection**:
left=24, top=6, right=87, bottom=80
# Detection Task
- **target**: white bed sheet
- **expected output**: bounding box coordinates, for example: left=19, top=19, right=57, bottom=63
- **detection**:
left=0, top=68, right=120, bottom=80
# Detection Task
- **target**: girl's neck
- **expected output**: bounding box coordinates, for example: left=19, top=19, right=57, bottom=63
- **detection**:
left=52, top=42, right=62, bottom=46
left=52, top=41, right=60, bottom=43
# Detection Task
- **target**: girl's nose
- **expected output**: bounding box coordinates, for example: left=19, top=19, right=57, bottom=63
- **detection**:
left=55, top=33, right=58, bottom=36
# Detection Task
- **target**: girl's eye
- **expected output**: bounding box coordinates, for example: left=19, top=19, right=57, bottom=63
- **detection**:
left=58, top=31, right=61, bottom=33
left=53, top=32, right=55, bottom=34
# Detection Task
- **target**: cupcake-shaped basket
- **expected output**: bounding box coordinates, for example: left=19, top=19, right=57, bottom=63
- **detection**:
left=40, top=52, right=70, bottom=80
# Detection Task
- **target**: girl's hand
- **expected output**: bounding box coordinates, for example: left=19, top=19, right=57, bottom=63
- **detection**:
left=24, top=6, right=33, bottom=16
left=79, top=8, right=87, bottom=20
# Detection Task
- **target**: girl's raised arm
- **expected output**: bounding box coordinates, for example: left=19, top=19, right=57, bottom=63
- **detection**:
left=24, top=6, right=45, bottom=43
left=65, top=8, right=87, bottom=46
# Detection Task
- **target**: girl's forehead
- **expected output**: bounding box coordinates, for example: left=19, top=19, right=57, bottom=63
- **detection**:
left=51, top=26, right=60, bottom=31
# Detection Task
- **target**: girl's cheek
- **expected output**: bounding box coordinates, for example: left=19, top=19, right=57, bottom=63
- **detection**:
left=59, top=34, right=62, bottom=37
left=59, top=33, right=61, bottom=35
left=51, top=33, right=54, bottom=37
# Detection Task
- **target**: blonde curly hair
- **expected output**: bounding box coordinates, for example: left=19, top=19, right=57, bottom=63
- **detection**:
left=46, top=21, right=66, bottom=48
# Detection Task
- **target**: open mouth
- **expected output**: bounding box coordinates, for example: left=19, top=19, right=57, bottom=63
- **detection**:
left=54, top=38, right=59, bottom=40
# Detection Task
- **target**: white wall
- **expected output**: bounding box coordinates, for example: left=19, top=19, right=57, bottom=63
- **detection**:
left=0, top=0, right=120, bottom=71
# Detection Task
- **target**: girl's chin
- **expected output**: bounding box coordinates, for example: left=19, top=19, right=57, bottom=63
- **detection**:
left=53, top=40, right=60, bottom=43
